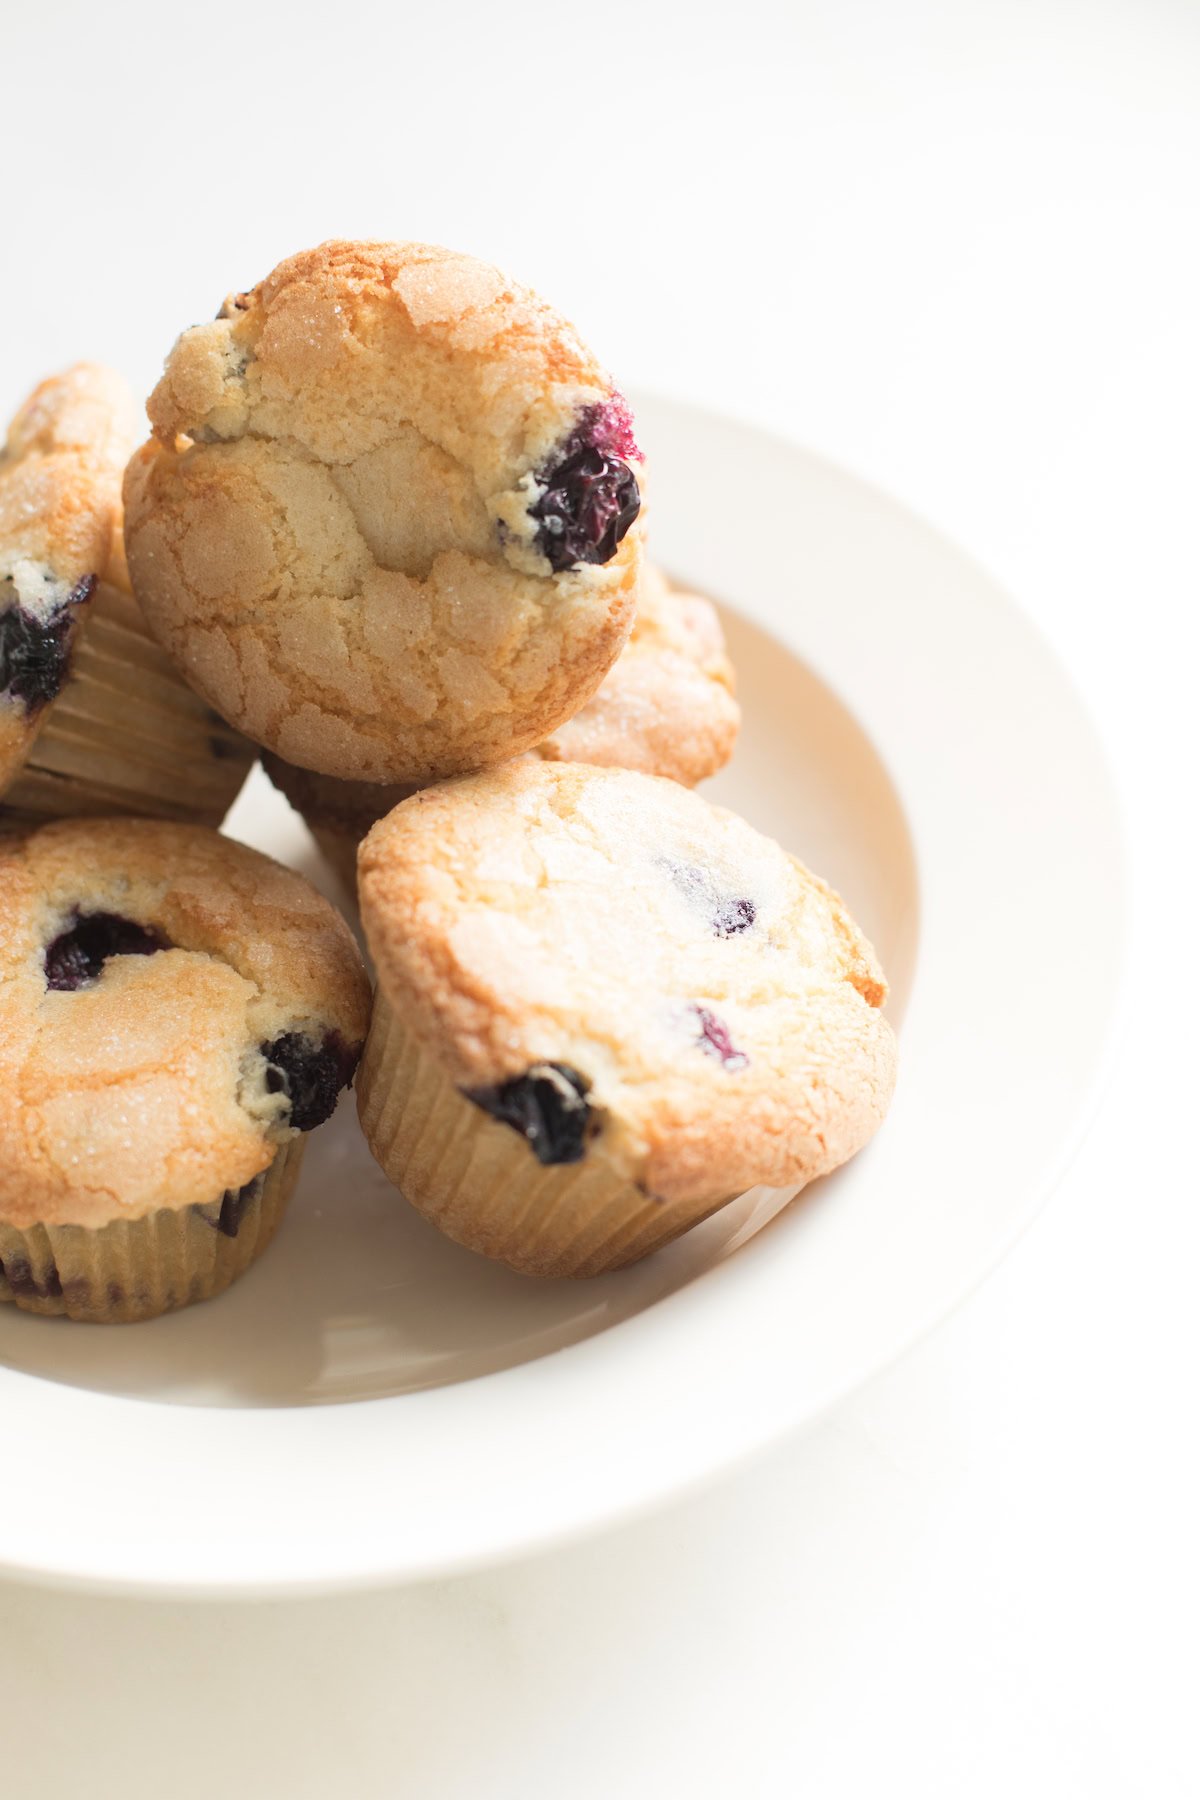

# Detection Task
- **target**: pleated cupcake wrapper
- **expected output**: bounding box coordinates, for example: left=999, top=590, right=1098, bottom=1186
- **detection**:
left=0, top=1135, right=305, bottom=1324
left=357, top=995, right=733, bottom=1278
left=311, top=824, right=362, bottom=897
left=3, top=582, right=254, bottom=827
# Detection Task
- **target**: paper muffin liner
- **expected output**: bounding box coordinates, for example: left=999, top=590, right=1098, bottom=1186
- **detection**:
left=0, top=1135, right=306, bottom=1324
left=3, top=580, right=254, bottom=828
left=310, top=824, right=362, bottom=896
left=357, top=995, right=734, bottom=1278
left=259, top=752, right=411, bottom=900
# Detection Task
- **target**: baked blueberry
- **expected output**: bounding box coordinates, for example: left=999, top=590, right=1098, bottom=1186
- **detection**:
left=0, top=576, right=94, bottom=711
left=529, top=405, right=641, bottom=573
left=664, top=858, right=757, bottom=938
left=44, top=910, right=169, bottom=991
left=0, top=1253, right=62, bottom=1300
left=261, top=1030, right=359, bottom=1133
left=465, top=1063, right=593, bottom=1165
left=212, top=1174, right=263, bottom=1240
left=692, top=1005, right=749, bottom=1071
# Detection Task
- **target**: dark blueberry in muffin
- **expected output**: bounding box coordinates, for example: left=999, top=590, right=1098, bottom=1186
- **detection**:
left=529, top=404, right=641, bottom=572
left=664, top=860, right=757, bottom=938
left=692, top=1006, right=749, bottom=1071
left=261, top=1030, right=358, bottom=1132
left=0, top=1254, right=62, bottom=1300
left=715, top=896, right=756, bottom=935
left=465, top=1063, right=593, bottom=1165
left=0, top=574, right=95, bottom=710
left=44, top=911, right=170, bottom=992
left=212, top=1173, right=264, bottom=1239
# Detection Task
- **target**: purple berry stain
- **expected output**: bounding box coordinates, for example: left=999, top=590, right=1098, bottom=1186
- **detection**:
left=465, top=1062, right=593, bottom=1165
left=692, top=1006, right=749, bottom=1071
left=529, top=400, right=641, bottom=572
left=261, top=1031, right=358, bottom=1133
left=44, top=912, right=170, bottom=992
left=664, top=860, right=757, bottom=938
left=0, top=575, right=95, bottom=711
left=719, top=897, right=756, bottom=935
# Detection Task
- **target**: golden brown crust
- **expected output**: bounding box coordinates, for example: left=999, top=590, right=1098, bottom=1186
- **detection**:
left=124, top=241, right=645, bottom=783
left=358, top=762, right=895, bottom=1207
left=261, top=568, right=741, bottom=881
left=535, top=567, right=739, bottom=784
left=0, top=365, right=136, bottom=788
left=0, top=819, right=370, bottom=1229
left=3, top=363, right=135, bottom=470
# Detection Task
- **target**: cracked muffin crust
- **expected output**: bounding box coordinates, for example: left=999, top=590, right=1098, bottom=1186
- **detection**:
left=1, top=365, right=135, bottom=793
left=260, top=567, right=741, bottom=892
left=0, top=818, right=370, bottom=1320
left=123, top=240, right=647, bottom=785
left=356, top=761, right=896, bottom=1276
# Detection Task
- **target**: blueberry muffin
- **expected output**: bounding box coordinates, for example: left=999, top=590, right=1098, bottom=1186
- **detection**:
left=356, top=762, right=896, bottom=1277
left=2, top=365, right=131, bottom=795
left=533, top=564, right=738, bottom=783
left=1, top=366, right=254, bottom=827
left=261, top=566, right=740, bottom=893
left=124, top=240, right=646, bottom=785
left=0, top=818, right=370, bottom=1321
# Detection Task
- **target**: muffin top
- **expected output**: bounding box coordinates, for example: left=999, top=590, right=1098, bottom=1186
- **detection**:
left=123, top=240, right=645, bottom=784
left=0, top=365, right=135, bottom=790
left=358, top=762, right=895, bottom=1206
left=0, top=818, right=370, bottom=1229
left=534, top=566, right=739, bottom=786
left=260, top=565, right=740, bottom=847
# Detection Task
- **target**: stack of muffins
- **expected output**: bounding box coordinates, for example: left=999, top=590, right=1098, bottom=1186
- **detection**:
left=0, top=241, right=896, bottom=1323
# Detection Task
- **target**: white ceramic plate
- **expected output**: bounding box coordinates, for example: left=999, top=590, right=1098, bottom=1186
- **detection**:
left=0, top=396, right=1124, bottom=1596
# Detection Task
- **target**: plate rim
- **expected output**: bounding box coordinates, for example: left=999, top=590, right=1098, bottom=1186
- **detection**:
left=0, top=393, right=1128, bottom=1596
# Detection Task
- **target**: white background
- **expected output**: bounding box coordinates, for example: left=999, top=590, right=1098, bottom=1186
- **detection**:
left=2, top=2, right=1197, bottom=1795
